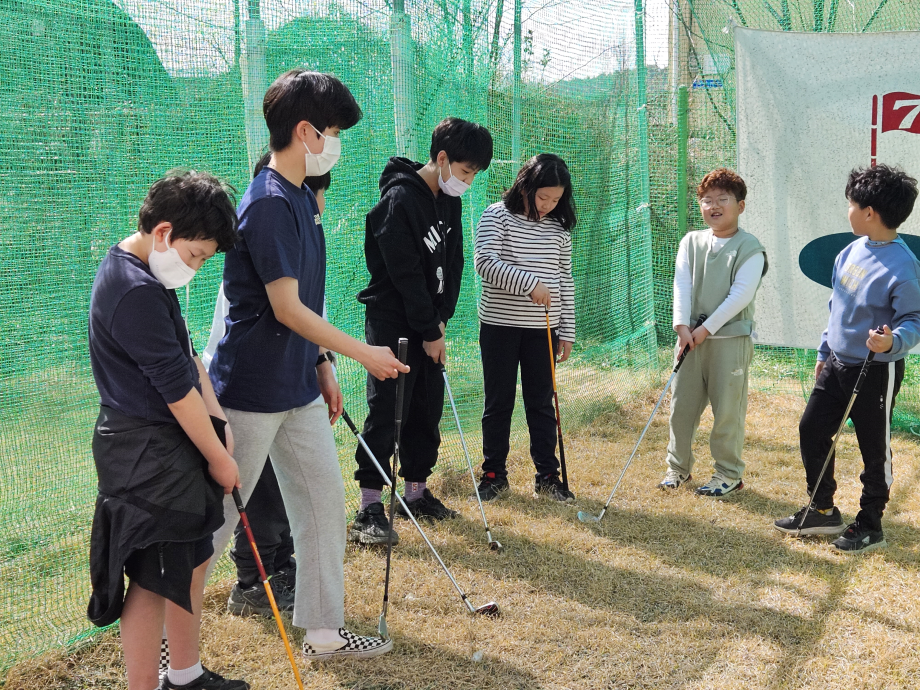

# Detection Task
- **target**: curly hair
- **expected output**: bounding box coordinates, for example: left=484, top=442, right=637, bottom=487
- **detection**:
left=697, top=168, right=747, bottom=201
left=846, top=164, right=918, bottom=230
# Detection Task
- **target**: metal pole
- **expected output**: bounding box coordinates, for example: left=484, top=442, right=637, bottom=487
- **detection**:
left=677, top=84, right=689, bottom=238
left=669, top=0, right=680, bottom=125
left=511, top=0, right=522, bottom=163
left=240, top=0, right=268, bottom=172
left=391, top=0, right=417, bottom=158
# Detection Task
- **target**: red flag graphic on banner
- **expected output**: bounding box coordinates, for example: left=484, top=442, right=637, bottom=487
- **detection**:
left=881, top=92, right=920, bottom=134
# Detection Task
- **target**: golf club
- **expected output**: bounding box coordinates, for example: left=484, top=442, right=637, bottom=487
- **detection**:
left=232, top=488, right=305, bottom=690
left=577, top=314, right=707, bottom=524
left=795, top=327, right=884, bottom=536
left=341, top=409, right=500, bottom=618
left=379, top=337, right=409, bottom=640
left=544, top=307, right=571, bottom=495
left=440, top=363, right=503, bottom=552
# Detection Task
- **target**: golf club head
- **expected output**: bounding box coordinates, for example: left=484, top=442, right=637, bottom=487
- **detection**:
left=378, top=614, right=389, bottom=640
left=576, top=510, right=601, bottom=523
left=489, top=540, right=503, bottom=552
left=474, top=602, right=500, bottom=616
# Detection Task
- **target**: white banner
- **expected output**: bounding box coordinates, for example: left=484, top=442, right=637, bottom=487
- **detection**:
left=736, top=27, right=920, bottom=351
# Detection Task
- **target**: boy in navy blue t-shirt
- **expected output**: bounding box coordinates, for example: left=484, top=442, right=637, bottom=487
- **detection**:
left=207, top=70, right=405, bottom=660
left=87, top=171, right=247, bottom=690
left=775, top=165, right=920, bottom=553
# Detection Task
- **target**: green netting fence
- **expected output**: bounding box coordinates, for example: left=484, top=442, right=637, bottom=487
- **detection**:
left=1, top=0, right=919, bottom=675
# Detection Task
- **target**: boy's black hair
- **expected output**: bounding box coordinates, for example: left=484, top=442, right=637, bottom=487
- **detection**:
left=138, top=170, right=238, bottom=252
left=252, top=151, right=331, bottom=194
left=429, top=117, right=494, bottom=171
left=846, top=164, right=918, bottom=230
left=502, top=153, right=577, bottom=230
left=263, top=70, right=362, bottom=151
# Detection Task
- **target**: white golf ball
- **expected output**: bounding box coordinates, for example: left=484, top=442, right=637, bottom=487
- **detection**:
left=472, top=651, right=484, bottom=662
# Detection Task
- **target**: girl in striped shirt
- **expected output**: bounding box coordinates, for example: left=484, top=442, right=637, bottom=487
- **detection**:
left=474, top=154, right=577, bottom=503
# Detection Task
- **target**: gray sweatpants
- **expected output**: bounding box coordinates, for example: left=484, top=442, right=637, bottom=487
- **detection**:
left=206, top=398, right=346, bottom=631
left=665, top=336, right=753, bottom=481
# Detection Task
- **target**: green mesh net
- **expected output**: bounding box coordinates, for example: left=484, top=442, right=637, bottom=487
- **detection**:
left=1, top=0, right=919, bottom=673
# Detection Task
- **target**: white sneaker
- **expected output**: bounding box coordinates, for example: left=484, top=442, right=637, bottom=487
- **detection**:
left=302, top=628, right=392, bottom=660
left=695, top=473, right=743, bottom=497
left=658, top=468, right=691, bottom=490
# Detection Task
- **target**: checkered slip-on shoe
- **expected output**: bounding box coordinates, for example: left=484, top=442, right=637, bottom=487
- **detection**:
left=302, top=628, right=393, bottom=661
left=159, top=637, right=169, bottom=680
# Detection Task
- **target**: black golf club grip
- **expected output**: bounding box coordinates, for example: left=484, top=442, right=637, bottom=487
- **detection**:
left=395, top=338, right=409, bottom=426
left=675, top=314, right=707, bottom=370
left=340, top=408, right=358, bottom=435
left=231, top=487, right=245, bottom=514
left=866, top=325, right=885, bottom=364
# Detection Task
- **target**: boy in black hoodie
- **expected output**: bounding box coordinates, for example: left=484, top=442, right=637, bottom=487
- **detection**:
left=350, top=118, right=493, bottom=544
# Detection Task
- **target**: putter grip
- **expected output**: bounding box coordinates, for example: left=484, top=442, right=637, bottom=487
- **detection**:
left=340, top=409, right=358, bottom=434
left=674, top=314, right=708, bottom=370
left=395, top=338, right=409, bottom=426
left=232, top=487, right=245, bottom=513
left=865, top=326, right=886, bottom=364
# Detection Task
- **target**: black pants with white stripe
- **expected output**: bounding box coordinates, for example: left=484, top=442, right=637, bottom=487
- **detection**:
left=480, top=322, right=560, bottom=480
left=799, top=354, right=904, bottom=531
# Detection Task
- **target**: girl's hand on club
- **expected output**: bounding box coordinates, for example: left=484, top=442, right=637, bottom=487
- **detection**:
left=209, top=453, right=241, bottom=495
left=361, top=345, right=410, bottom=380
left=423, top=336, right=446, bottom=364
left=529, top=281, right=551, bottom=308
left=675, top=325, right=694, bottom=352
left=317, top=362, right=343, bottom=425
left=866, top=325, right=893, bottom=353
left=814, top=360, right=825, bottom=382
left=691, top=325, right=710, bottom=347
left=557, top=340, right=574, bottom=363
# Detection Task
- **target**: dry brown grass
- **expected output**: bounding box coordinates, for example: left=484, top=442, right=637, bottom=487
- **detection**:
left=6, top=389, right=920, bottom=689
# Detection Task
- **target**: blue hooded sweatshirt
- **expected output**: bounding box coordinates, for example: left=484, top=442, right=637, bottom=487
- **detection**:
left=818, top=236, right=920, bottom=365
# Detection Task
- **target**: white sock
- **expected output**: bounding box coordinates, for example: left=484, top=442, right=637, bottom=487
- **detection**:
left=305, top=628, right=346, bottom=650
left=167, top=661, right=203, bottom=686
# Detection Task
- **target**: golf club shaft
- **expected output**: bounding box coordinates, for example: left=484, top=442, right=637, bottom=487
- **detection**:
left=798, top=344, right=878, bottom=531
left=381, top=338, right=410, bottom=630
left=232, top=489, right=305, bottom=690
left=341, top=410, right=478, bottom=614
left=592, top=315, right=706, bottom=520
left=544, top=309, right=569, bottom=491
left=440, top=365, right=497, bottom=545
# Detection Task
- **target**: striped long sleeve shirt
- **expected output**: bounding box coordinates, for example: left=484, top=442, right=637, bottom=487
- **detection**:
left=474, top=201, right=576, bottom=341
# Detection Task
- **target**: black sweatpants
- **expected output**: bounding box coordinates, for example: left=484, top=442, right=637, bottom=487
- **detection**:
left=230, top=458, right=295, bottom=587
left=480, top=322, right=560, bottom=481
left=354, top=318, right=444, bottom=489
left=799, top=353, right=904, bottom=531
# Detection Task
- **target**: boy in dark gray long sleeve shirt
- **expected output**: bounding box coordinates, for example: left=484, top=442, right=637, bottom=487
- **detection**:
left=775, top=165, right=920, bottom=553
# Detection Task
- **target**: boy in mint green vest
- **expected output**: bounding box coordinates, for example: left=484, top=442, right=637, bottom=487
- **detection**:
left=659, top=169, right=768, bottom=496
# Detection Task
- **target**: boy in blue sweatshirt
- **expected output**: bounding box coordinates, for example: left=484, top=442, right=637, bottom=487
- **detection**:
left=775, top=164, right=920, bottom=553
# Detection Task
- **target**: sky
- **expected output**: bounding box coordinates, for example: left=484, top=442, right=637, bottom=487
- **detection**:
left=115, top=0, right=673, bottom=79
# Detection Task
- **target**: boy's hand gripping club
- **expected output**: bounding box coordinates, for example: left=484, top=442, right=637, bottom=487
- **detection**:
left=795, top=327, right=884, bottom=536
left=577, top=314, right=707, bottom=524
left=232, top=488, right=305, bottom=690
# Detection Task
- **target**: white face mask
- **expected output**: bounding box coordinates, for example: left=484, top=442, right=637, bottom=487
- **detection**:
left=148, top=232, right=196, bottom=290
left=303, top=123, right=341, bottom=176
left=438, top=161, right=470, bottom=197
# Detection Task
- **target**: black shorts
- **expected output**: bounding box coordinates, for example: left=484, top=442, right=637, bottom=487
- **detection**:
left=124, top=536, right=214, bottom=613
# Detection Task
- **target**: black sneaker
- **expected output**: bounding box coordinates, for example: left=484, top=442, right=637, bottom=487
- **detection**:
left=477, top=473, right=509, bottom=501
left=349, top=502, right=399, bottom=545
left=534, top=473, right=575, bottom=503
left=158, top=665, right=249, bottom=689
left=397, top=489, right=459, bottom=520
left=272, top=565, right=296, bottom=609
left=774, top=506, right=845, bottom=536
left=832, top=521, right=887, bottom=553
left=227, top=578, right=293, bottom=617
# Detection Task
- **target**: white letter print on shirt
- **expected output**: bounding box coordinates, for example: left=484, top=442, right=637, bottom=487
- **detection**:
left=423, top=222, right=448, bottom=293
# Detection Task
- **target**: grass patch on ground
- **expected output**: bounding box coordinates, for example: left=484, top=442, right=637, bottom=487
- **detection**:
left=5, top=387, right=920, bottom=689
